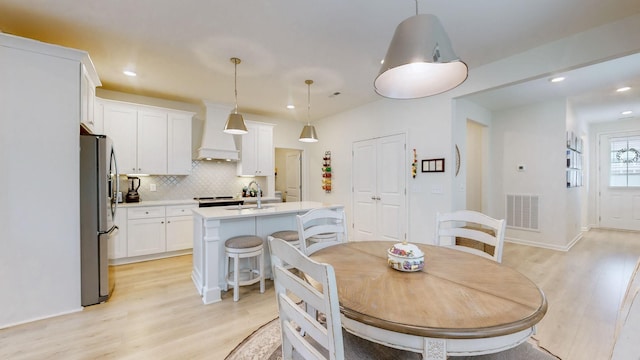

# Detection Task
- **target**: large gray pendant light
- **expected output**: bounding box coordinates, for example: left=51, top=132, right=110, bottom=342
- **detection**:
left=374, top=0, right=467, bottom=99
left=299, top=79, right=319, bottom=143
left=224, top=57, right=248, bottom=134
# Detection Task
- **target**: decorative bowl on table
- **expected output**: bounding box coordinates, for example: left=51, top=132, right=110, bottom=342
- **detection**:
left=387, top=242, right=424, bottom=272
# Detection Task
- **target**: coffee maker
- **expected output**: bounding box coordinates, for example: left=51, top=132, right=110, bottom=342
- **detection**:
left=125, top=176, right=141, bottom=203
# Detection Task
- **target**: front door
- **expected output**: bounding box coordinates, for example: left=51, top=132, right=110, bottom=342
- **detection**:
left=599, top=132, right=640, bottom=230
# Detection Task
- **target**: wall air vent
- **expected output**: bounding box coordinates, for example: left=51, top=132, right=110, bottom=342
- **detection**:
left=506, top=194, right=539, bottom=231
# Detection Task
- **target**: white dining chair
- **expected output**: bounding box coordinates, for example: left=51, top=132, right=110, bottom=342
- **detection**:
left=296, top=208, right=347, bottom=255
left=435, top=210, right=506, bottom=263
left=269, top=238, right=420, bottom=360
left=613, top=256, right=640, bottom=340
left=611, top=288, right=640, bottom=359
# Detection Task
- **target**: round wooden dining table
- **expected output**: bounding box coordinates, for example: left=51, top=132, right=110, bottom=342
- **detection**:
left=310, top=241, right=548, bottom=360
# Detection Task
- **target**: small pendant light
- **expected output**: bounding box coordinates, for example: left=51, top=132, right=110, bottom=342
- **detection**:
left=224, top=57, right=248, bottom=134
left=299, top=79, right=319, bottom=143
left=374, top=0, right=467, bottom=99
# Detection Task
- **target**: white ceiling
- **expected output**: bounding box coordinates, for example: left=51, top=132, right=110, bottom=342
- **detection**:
left=1, top=0, right=640, bottom=122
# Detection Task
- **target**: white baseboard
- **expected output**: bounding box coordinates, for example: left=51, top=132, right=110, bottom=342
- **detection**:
left=505, top=231, right=583, bottom=252
left=1, top=307, right=83, bottom=330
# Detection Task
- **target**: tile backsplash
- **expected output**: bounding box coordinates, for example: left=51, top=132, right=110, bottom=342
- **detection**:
left=118, top=160, right=266, bottom=201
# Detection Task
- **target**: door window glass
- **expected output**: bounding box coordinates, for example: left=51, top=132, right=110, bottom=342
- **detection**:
left=610, top=136, right=640, bottom=187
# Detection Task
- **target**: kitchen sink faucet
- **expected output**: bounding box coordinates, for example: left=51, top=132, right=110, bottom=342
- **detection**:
left=247, top=180, right=262, bottom=209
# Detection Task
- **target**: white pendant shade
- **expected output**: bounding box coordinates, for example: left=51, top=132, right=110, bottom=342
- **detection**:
left=224, top=112, right=248, bottom=134
left=375, top=14, right=468, bottom=99
left=299, top=124, right=318, bottom=143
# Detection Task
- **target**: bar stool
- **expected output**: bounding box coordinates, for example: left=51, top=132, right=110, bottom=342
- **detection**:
left=224, top=235, right=265, bottom=302
left=267, top=231, right=300, bottom=277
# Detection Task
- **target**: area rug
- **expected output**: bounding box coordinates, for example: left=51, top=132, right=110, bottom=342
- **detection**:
left=225, top=318, right=561, bottom=360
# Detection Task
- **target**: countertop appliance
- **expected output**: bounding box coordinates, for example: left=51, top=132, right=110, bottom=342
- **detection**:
left=194, top=196, right=244, bottom=208
left=80, top=133, right=119, bottom=306
left=126, top=176, right=141, bottom=203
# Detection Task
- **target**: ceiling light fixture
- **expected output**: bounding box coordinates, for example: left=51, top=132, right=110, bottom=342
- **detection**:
left=617, top=86, right=632, bottom=92
left=550, top=76, right=565, bottom=83
left=224, top=57, right=248, bottom=135
left=123, top=70, right=137, bottom=77
left=374, top=0, right=467, bottom=99
left=622, top=110, right=633, bottom=115
left=287, top=104, right=295, bottom=109
left=299, top=80, right=319, bottom=143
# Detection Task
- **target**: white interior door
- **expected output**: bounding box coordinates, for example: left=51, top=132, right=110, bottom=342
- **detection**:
left=352, top=139, right=377, bottom=240
left=352, top=133, right=407, bottom=241
left=285, top=151, right=301, bottom=202
left=599, top=132, right=640, bottom=231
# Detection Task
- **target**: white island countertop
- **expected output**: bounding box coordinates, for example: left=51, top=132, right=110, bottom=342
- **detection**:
left=192, top=201, right=342, bottom=220
left=192, top=201, right=345, bottom=304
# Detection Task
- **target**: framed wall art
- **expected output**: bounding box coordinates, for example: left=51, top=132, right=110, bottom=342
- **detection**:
left=422, top=158, right=445, bottom=173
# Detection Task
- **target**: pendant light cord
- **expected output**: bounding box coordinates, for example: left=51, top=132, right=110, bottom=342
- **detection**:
left=305, top=79, right=313, bottom=126
left=307, top=81, right=311, bottom=125
left=234, top=60, right=239, bottom=114
left=415, top=0, right=418, bottom=15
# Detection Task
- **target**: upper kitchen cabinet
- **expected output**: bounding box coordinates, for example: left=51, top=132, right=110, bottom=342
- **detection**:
left=101, top=98, right=194, bottom=175
left=237, top=121, right=274, bottom=176
left=80, top=63, right=101, bottom=133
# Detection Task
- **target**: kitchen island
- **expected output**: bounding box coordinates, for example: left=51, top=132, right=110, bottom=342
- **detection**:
left=191, top=201, right=344, bottom=304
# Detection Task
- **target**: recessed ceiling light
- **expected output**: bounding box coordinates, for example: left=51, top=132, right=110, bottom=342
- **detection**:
left=286, top=104, right=295, bottom=109
left=617, top=86, right=632, bottom=92
left=550, top=76, right=565, bottom=83
left=123, top=70, right=137, bottom=77
left=621, top=110, right=633, bottom=115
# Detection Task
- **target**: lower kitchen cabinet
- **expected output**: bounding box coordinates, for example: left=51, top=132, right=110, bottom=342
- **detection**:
left=166, top=205, right=195, bottom=251
left=110, top=203, right=196, bottom=263
left=109, top=206, right=128, bottom=259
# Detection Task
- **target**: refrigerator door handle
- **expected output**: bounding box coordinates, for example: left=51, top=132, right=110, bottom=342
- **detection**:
left=99, top=225, right=119, bottom=236
left=109, top=145, right=120, bottom=219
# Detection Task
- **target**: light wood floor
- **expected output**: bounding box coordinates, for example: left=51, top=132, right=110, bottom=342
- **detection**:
left=1, top=229, right=638, bottom=359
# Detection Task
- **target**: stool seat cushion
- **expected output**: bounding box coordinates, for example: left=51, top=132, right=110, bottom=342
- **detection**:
left=226, top=235, right=263, bottom=249
left=270, top=230, right=299, bottom=242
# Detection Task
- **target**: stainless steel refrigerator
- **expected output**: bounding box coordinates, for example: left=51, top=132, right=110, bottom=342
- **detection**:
left=80, top=133, right=119, bottom=306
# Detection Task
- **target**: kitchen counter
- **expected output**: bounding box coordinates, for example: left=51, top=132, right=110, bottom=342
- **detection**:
left=191, top=201, right=344, bottom=304
left=118, top=199, right=198, bottom=208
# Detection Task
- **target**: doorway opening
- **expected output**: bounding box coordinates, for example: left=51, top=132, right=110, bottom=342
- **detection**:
left=275, top=148, right=302, bottom=202
left=466, top=119, right=489, bottom=212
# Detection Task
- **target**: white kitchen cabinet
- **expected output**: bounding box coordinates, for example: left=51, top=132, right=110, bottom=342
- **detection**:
left=167, top=112, right=193, bottom=175
left=237, top=121, right=274, bottom=176
left=166, top=205, right=196, bottom=251
left=109, top=206, right=128, bottom=260
left=101, top=98, right=193, bottom=175
left=137, top=109, right=168, bottom=174
left=80, top=64, right=99, bottom=133
left=111, top=203, right=196, bottom=262
left=127, top=206, right=167, bottom=257
left=103, top=102, right=138, bottom=173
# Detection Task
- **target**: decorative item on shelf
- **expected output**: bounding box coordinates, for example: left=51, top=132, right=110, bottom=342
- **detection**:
left=387, top=241, right=424, bottom=272
left=422, top=158, right=445, bottom=173
left=411, top=148, right=417, bottom=178
left=322, top=151, right=332, bottom=193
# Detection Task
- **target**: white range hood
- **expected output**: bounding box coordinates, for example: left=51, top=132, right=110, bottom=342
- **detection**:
left=197, top=101, right=240, bottom=161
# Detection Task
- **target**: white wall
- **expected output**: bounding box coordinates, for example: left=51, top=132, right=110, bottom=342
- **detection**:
left=1, top=35, right=84, bottom=328
left=311, top=14, right=640, bottom=244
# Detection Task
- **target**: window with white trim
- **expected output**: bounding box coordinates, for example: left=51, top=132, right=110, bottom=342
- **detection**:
left=610, top=136, right=640, bottom=187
